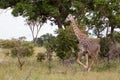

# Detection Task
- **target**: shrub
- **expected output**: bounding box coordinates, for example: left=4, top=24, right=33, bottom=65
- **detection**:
left=93, top=60, right=120, bottom=72
left=100, top=32, right=120, bottom=59
left=99, top=37, right=110, bottom=57
left=114, top=32, right=120, bottom=43
left=11, top=48, right=18, bottom=57
left=11, top=42, right=34, bottom=57
left=36, top=52, right=45, bottom=62
left=11, top=46, right=33, bottom=57
left=36, top=33, right=56, bottom=47
left=55, top=27, right=79, bottom=60
left=0, top=40, right=19, bottom=48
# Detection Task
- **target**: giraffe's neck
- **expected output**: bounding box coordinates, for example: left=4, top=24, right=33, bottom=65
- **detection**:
left=71, top=19, right=87, bottom=40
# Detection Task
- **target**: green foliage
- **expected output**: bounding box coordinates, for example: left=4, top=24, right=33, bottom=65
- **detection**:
left=100, top=31, right=120, bottom=58
left=0, top=0, right=19, bottom=8
left=0, top=0, right=120, bottom=61
left=11, top=47, right=33, bottom=57
left=55, top=27, right=79, bottom=60
left=99, top=37, right=110, bottom=57
left=0, top=40, right=19, bottom=48
left=22, top=46, right=34, bottom=57
left=0, top=0, right=120, bottom=32
left=37, top=28, right=79, bottom=60
left=0, top=0, right=73, bottom=28
left=11, top=42, right=34, bottom=57
left=36, top=33, right=56, bottom=62
left=22, top=41, right=34, bottom=49
left=93, top=60, right=120, bottom=72
left=11, top=48, right=17, bottom=57
left=114, top=32, right=120, bottom=43
left=37, top=33, right=56, bottom=47
left=36, top=52, right=45, bottom=62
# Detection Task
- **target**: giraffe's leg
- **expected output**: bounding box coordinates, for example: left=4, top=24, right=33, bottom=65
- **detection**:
left=85, top=53, right=89, bottom=69
left=77, top=51, right=87, bottom=69
left=87, top=59, right=94, bottom=72
left=88, top=54, right=97, bottom=72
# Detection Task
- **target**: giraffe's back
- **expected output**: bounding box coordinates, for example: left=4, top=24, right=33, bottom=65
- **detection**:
left=78, top=37, right=100, bottom=54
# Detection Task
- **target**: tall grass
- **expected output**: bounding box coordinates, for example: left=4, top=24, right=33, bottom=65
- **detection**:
left=0, top=48, right=120, bottom=80
left=0, top=58, right=120, bottom=80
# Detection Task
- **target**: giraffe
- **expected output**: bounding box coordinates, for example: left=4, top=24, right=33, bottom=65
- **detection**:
left=65, top=14, right=100, bottom=71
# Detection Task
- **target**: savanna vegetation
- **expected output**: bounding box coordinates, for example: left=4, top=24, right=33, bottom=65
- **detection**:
left=0, top=0, right=120, bottom=80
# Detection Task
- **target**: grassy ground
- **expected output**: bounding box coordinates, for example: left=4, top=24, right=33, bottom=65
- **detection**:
left=0, top=48, right=120, bottom=80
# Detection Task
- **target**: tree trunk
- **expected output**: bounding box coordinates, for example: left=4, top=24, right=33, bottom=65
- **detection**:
left=110, top=26, right=116, bottom=44
left=33, top=38, right=38, bottom=46
left=17, top=54, right=23, bottom=70
left=107, top=26, right=117, bottom=63
left=17, top=48, right=24, bottom=70
left=56, top=16, right=63, bottom=29
left=47, top=50, right=52, bottom=74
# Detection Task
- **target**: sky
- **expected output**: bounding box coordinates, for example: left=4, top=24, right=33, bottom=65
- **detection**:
left=0, top=9, right=58, bottom=41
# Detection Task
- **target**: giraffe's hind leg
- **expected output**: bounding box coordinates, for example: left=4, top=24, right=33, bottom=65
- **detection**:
left=77, top=51, right=88, bottom=69
left=87, top=54, right=98, bottom=72
left=85, top=53, right=89, bottom=69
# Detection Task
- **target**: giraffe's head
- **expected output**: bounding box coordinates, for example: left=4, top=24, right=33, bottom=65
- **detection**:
left=65, top=14, right=74, bottom=22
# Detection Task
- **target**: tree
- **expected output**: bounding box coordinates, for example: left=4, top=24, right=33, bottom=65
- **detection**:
left=0, top=0, right=88, bottom=29
left=26, top=18, right=44, bottom=45
left=36, top=33, right=55, bottom=46
left=1, top=0, right=119, bottom=35
left=92, top=1, right=120, bottom=60
left=55, top=27, right=79, bottom=60
left=0, top=0, right=47, bottom=45
left=0, top=0, right=67, bottom=45
left=10, top=37, right=34, bottom=70
left=40, top=33, right=56, bottom=74
left=1, top=0, right=120, bottom=61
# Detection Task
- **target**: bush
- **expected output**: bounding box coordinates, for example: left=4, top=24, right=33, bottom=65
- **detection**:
left=11, top=48, right=18, bottom=57
left=55, top=27, right=79, bottom=60
left=11, top=46, right=34, bottom=57
left=93, top=60, right=120, bottom=72
left=36, top=33, right=56, bottom=47
left=100, top=32, right=120, bottom=59
left=11, top=42, right=34, bottom=57
left=36, top=52, right=45, bottom=62
left=0, top=40, right=19, bottom=48
left=114, top=32, right=120, bottom=43
left=99, top=37, right=110, bottom=57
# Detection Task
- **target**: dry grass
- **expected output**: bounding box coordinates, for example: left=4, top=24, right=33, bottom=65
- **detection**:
left=0, top=48, right=120, bottom=80
left=33, top=47, right=46, bottom=55
left=0, top=60, right=120, bottom=80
